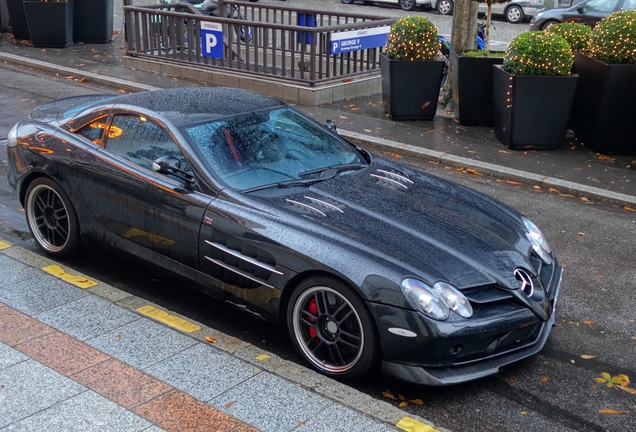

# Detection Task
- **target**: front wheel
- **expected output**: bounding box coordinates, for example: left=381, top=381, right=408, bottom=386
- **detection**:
left=25, top=178, right=80, bottom=257
left=437, top=0, right=453, bottom=15
left=506, top=5, right=525, bottom=23
left=340, top=0, right=356, bottom=4
left=287, top=277, right=380, bottom=380
left=399, top=0, right=416, bottom=11
left=541, top=20, right=558, bottom=30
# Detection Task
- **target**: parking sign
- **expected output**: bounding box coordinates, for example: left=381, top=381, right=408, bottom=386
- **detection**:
left=201, top=22, right=223, bottom=59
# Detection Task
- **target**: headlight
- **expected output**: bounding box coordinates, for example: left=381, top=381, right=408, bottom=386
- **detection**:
left=7, top=123, right=19, bottom=148
left=523, top=217, right=552, bottom=264
left=433, top=281, right=473, bottom=318
left=401, top=278, right=473, bottom=320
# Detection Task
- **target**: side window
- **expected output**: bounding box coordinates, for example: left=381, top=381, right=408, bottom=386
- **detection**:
left=76, top=117, right=109, bottom=145
left=584, top=0, right=620, bottom=12
left=104, top=114, right=189, bottom=173
left=622, top=0, right=636, bottom=9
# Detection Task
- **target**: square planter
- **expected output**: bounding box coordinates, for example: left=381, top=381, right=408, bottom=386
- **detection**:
left=6, top=0, right=30, bottom=39
left=493, top=65, right=578, bottom=150
left=571, top=52, right=636, bottom=155
left=73, top=0, right=113, bottom=43
left=380, top=52, right=444, bottom=121
left=24, top=0, right=72, bottom=48
left=451, top=49, right=503, bottom=127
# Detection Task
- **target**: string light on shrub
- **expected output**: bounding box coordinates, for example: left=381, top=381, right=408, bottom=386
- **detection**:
left=590, top=10, right=636, bottom=64
left=544, top=22, right=592, bottom=52
left=502, top=31, right=573, bottom=76
left=386, top=16, right=439, bottom=61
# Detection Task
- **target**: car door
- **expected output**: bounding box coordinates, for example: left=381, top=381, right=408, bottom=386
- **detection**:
left=70, top=112, right=213, bottom=268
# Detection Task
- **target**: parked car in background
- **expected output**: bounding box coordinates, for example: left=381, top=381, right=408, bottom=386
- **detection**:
left=530, top=0, right=636, bottom=29
left=340, top=0, right=431, bottom=11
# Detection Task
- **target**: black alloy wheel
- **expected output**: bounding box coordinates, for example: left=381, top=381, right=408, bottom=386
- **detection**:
left=25, top=178, right=80, bottom=257
left=506, top=5, right=525, bottom=23
left=288, top=277, right=380, bottom=379
left=541, top=20, right=559, bottom=30
left=400, top=0, right=416, bottom=11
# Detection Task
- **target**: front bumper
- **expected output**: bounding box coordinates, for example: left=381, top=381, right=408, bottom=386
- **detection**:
left=371, top=265, right=562, bottom=386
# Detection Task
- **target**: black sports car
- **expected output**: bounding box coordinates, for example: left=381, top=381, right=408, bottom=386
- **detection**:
left=7, top=87, right=561, bottom=385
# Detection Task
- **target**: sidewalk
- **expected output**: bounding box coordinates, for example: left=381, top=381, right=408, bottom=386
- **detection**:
left=0, top=240, right=439, bottom=432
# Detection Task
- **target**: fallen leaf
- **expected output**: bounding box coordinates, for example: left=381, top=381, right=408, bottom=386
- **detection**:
left=205, top=336, right=217, bottom=344
left=351, top=108, right=360, bottom=111
left=409, top=399, right=424, bottom=405
left=298, top=421, right=307, bottom=426
left=625, top=206, right=636, bottom=212
left=466, top=169, right=483, bottom=176
left=506, top=180, right=521, bottom=185
left=617, top=386, right=636, bottom=395
left=560, top=194, right=575, bottom=197
left=599, top=409, right=627, bottom=415
left=225, top=401, right=235, bottom=408
left=510, top=376, right=517, bottom=382
left=597, top=154, right=616, bottom=161
left=255, top=354, right=269, bottom=361
left=581, top=319, right=594, bottom=328
left=533, top=186, right=541, bottom=190
left=364, top=129, right=372, bottom=133
left=382, top=389, right=397, bottom=400
left=520, top=411, right=527, bottom=415
left=398, top=393, right=406, bottom=401
left=578, top=232, right=585, bottom=236
left=548, top=188, right=560, bottom=193
left=580, top=354, right=596, bottom=359
left=498, top=150, right=512, bottom=154
left=115, top=334, right=121, bottom=340
left=339, top=115, right=348, bottom=119
left=79, top=77, right=87, bottom=83
left=540, top=377, right=548, bottom=383
left=581, top=197, right=591, bottom=202
left=342, top=78, right=352, bottom=83
left=399, top=401, right=409, bottom=408
left=421, top=101, right=430, bottom=109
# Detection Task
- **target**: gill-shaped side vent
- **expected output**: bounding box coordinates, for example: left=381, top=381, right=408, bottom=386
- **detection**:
left=286, top=196, right=346, bottom=217
left=370, top=168, right=413, bottom=190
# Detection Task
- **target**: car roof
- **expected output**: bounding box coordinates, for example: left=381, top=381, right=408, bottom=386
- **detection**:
left=109, top=87, right=285, bottom=126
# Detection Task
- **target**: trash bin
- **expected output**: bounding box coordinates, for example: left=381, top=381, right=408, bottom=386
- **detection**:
left=73, top=0, right=114, bottom=43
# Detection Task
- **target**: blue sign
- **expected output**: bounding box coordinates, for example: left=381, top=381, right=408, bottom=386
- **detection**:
left=330, top=26, right=391, bottom=55
left=201, top=22, right=223, bottom=59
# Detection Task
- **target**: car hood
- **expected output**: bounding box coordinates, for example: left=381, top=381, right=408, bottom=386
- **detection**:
left=247, top=157, right=534, bottom=291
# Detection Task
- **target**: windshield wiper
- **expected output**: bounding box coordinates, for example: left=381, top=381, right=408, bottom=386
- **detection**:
left=242, top=167, right=342, bottom=194
left=298, top=163, right=367, bottom=177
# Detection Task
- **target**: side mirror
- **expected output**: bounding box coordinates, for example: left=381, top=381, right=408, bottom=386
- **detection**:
left=152, top=155, right=196, bottom=188
left=324, top=119, right=337, bottom=133
left=577, top=5, right=585, bottom=12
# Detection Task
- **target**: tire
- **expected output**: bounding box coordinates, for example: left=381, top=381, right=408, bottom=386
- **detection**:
left=541, top=20, right=558, bottom=30
left=25, top=178, right=80, bottom=257
left=506, top=5, right=525, bottom=24
left=399, top=0, right=416, bottom=11
left=287, top=276, right=380, bottom=380
left=340, top=0, right=356, bottom=4
left=437, top=0, right=453, bottom=15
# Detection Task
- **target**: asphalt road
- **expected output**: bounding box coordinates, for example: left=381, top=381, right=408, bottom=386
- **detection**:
left=1, top=63, right=635, bottom=432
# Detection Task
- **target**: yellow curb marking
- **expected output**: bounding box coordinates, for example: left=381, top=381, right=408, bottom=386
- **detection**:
left=42, top=264, right=98, bottom=289
left=137, top=305, right=202, bottom=333
left=0, top=240, right=12, bottom=250
left=255, top=354, right=270, bottom=361
left=396, top=417, right=440, bottom=432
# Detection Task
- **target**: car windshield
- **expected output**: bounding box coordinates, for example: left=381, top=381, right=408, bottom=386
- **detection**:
left=183, top=106, right=367, bottom=191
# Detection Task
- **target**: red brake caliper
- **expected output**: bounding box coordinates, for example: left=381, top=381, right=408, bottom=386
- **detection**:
left=308, top=298, right=319, bottom=344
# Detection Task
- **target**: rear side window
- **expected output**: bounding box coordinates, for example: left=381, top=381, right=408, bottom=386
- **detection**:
left=76, top=116, right=109, bottom=145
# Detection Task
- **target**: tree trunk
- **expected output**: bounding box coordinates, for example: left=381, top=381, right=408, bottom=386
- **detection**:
left=440, top=0, right=479, bottom=107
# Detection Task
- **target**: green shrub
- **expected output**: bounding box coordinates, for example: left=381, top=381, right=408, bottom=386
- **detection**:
left=590, top=10, right=636, bottom=64
left=502, top=31, right=573, bottom=76
left=385, top=16, right=439, bottom=61
left=544, top=22, right=592, bottom=52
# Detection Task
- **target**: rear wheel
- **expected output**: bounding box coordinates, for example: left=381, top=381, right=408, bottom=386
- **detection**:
left=25, top=178, right=80, bottom=257
left=287, top=277, right=380, bottom=380
left=506, top=5, right=525, bottom=23
left=437, top=0, right=453, bottom=15
left=341, top=0, right=356, bottom=4
left=399, top=0, right=416, bottom=11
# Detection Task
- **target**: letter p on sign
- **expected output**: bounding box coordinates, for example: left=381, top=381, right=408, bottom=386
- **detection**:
left=201, top=22, right=223, bottom=59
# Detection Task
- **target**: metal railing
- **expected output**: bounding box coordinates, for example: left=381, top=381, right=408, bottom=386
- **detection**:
left=123, top=0, right=395, bottom=86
